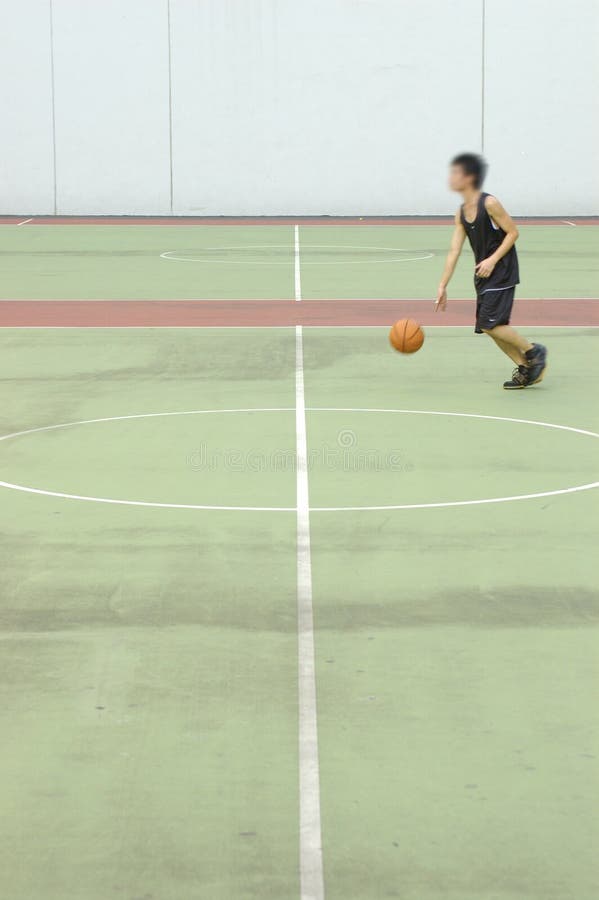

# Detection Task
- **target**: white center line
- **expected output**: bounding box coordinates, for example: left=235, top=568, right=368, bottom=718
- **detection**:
left=295, top=224, right=302, bottom=301
left=295, top=221, right=324, bottom=900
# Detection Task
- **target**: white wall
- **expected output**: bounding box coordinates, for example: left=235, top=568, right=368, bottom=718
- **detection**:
left=51, top=0, right=171, bottom=214
left=0, top=0, right=55, bottom=214
left=1, top=0, right=597, bottom=215
left=484, top=0, right=599, bottom=216
left=170, top=0, right=481, bottom=215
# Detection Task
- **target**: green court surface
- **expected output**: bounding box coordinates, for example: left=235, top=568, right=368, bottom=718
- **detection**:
left=1, top=223, right=598, bottom=299
left=1, top=321, right=598, bottom=899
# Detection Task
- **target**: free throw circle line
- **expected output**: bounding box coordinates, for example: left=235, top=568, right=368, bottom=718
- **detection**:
left=160, top=245, right=434, bottom=266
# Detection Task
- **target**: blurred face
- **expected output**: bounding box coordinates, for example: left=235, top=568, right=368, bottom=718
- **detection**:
left=449, top=164, right=473, bottom=192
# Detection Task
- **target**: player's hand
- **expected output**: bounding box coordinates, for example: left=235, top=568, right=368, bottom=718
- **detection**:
left=434, top=286, right=447, bottom=312
left=475, top=256, right=496, bottom=278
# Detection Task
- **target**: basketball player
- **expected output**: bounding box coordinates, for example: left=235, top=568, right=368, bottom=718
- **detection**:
left=435, top=153, right=547, bottom=389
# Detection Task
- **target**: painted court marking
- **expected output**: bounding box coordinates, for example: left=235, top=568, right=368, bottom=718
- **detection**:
left=0, top=408, right=597, bottom=512
left=160, top=244, right=433, bottom=265
left=294, top=224, right=325, bottom=899
left=295, top=225, right=302, bottom=302
left=0, top=408, right=295, bottom=510
left=295, top=328, right=325, bottom=900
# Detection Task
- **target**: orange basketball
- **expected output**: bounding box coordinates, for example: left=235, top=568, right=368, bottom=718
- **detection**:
left=389, top=318, right=425, bottom=354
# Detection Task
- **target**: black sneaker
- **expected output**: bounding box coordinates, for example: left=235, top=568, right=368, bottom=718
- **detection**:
left=503, top=365, right=531, bottom=390
left=524, top=343, right=548, bottom=384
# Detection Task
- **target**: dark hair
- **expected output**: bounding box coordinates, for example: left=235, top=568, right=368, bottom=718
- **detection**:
left=451, top=153, right=488, bottom=188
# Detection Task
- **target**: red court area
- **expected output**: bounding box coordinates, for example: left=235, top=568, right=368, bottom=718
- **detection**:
left=0, top=298, right=597, bottom=328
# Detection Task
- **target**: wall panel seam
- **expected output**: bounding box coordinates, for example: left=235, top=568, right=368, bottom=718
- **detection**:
left=481, top=0, right=486, bottom=154
left=167, top=0, right=174, bottom=214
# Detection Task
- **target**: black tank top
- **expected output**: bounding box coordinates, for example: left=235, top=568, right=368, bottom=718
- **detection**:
left=460, top=192, right=519, bottom=294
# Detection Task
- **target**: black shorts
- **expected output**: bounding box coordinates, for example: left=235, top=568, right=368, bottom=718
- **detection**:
left=475, top=286, right=516, bottom=333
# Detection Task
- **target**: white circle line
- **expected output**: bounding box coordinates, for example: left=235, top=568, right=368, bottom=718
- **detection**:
left=0, top=408, right=296, bottom=512
left=306, top=408, right=599, bottom=510
left=311, top=482, right=599, bottom=512
left=1, top=407, right=597, bottom=512
left=160, top=245, right=434, bottom=266
left=164, top=244, right=413, bottom=252
left=0, top=481, right=294, bottom=512
left=305, top=408, right=599, bottom=439
left=0, top=408, right=295, bottom=444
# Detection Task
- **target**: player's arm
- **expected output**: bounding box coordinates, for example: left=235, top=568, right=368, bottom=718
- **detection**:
left=475, top=196, right=519, bottom=278
left=435, top=211, right=466, bottom=312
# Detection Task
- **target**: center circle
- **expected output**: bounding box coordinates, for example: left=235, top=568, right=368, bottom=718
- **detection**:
left=160, top=245, right=434, bottom=266
left=0, top=409, right=597, bottom=512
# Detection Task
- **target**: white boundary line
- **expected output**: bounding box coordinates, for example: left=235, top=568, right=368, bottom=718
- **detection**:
left=295, top=226, right=302, bottom=302
left=0, top=219, right=594, bottom=227
left=562, top=220, right=577, bottom=227
left=17, top=218, right=33, bottom=226
left=296, top=329, right=325, bottom=898
left=1, top=296, right=597, bottom=302
left=295, top=223, right=325, bottom=898
left=0, top=408, right=597, bottom=513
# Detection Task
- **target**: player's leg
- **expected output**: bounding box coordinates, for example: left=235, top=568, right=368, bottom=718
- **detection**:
left=486, top=324, right=547, bottom=384
left=476, top=288, right=547, bottom=387
left=484, top=329, right=527, bottom=366
left=484, top=325, right=548, bottom=388
left=482, top=323, right=532, bottom=354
